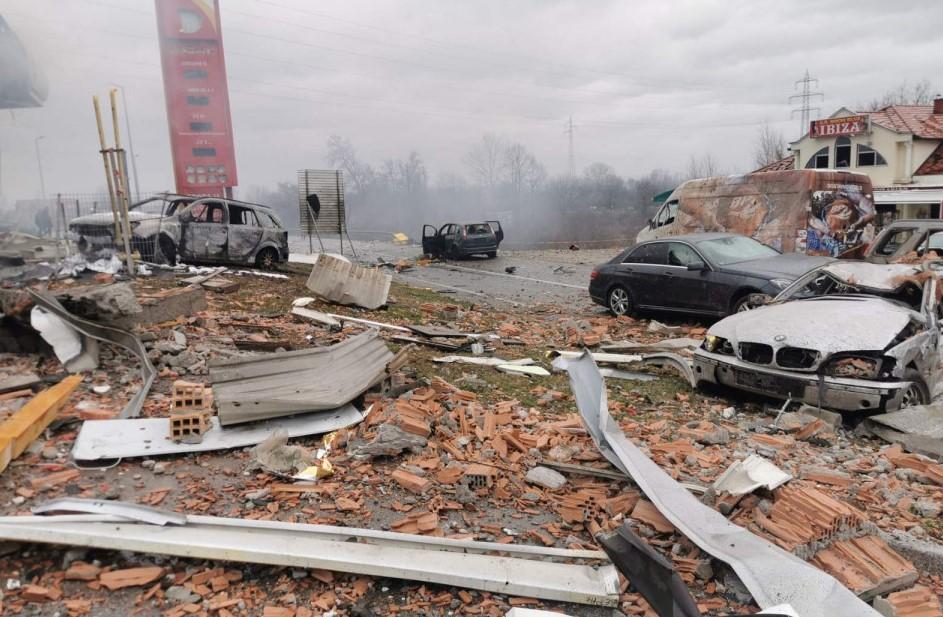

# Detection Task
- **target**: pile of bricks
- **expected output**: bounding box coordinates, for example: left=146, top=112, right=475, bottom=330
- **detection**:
left=169, top=380, right=214, bottom=443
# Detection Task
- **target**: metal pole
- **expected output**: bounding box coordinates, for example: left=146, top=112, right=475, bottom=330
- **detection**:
left=34, top=136, right=46, bottom=199
left=115, top=85, right=141, bottom=202
left=109, top=89, right=135, bottom=276
left=93, top=96, right=121, bottom=241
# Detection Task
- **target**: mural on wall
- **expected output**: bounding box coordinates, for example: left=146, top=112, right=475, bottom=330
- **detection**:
left=804, top=184, right=876, bottom=256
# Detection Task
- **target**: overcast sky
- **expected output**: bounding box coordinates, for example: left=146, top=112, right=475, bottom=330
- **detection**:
left=1, top=0, right=941, bottom=202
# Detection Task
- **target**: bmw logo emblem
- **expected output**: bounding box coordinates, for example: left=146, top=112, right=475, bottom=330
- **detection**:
left=774, top=335, right=786, bottom=342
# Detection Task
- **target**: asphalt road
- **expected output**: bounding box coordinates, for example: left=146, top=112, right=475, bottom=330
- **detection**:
left=288, top=234, right=623, bottom=308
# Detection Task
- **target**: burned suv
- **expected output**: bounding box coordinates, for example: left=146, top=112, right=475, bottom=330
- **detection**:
left=693, top=261, right=942, bottom=412
left=422, top=221, right=504, bottom=259
left=69, top=194, right=289, bottom=268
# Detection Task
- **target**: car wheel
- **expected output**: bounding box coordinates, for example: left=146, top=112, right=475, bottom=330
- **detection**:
left=733, top=293, right=772, bottom=314
left=607, top=286, right=632, bottom=317
left=900, top=370, right=930, bottom=408
left=158, top=236, right=177, bottom=266
left=255, top=247, right=278, bottom=270
left=487, top=251, right=497, bottom=259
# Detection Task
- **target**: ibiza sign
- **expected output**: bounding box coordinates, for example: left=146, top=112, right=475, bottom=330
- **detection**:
left=810, top=115, right=868, bottom=139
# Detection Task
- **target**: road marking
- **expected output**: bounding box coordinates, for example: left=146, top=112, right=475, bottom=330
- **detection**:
left=430, top=263, right=586, bottom=289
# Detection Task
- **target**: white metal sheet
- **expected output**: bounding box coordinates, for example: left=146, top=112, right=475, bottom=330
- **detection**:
left=72, top=404, right=366, bottom=461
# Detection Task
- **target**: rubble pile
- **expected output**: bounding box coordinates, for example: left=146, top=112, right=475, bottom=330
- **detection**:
left=0, top=259, right=941, bottom=617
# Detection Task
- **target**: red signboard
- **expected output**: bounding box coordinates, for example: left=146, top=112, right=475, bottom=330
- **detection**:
left=810, top=115, right=867, bottom=139
left=155, top=0, right=237, bottom=196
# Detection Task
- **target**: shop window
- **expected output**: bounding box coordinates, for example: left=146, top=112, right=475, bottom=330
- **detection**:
left=805, top=147, right=830, bottom=169
left=835, top=137, right=851, bottom=168
left=857, top=145, right=887, bottom=166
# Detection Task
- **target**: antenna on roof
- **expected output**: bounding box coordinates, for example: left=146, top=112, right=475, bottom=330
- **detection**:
left=789, top=70, right=824, bottom=138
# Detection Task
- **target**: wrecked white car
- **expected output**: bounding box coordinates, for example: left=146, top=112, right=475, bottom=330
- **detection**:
left=69, top=193, right=289, bottom=268
left=693, top=261, right=942, bottom=412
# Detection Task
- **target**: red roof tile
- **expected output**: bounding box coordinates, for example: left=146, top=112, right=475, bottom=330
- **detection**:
left=915, top=142, right=943, bottom=176
left=863, top=105, right=943, bottom=139
left=752, top=154, right=795, bottom=173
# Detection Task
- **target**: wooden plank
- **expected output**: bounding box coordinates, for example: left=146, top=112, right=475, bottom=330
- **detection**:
left=0, top=374, right=83, bottom=473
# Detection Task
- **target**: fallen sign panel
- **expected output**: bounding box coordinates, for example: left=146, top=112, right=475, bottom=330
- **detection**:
left=72, top=404, right=367, bottom=461
left=554, top=352, right=882, bottom=617
left=209, top=332, right=393, bottom=426
left=305, top=253, right=391, bottom=309
left=0, top=514, right=620, bottom=606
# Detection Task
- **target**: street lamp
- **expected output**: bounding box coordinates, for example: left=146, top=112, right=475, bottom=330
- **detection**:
left=111, top=84, right=141, bottom=201
left=34, top=135, right=46, bottom=200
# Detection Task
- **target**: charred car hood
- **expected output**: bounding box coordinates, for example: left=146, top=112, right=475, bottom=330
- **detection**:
left=70, top=211, right=161, bottom=226
left=719, top=253, right=833, bottom=279
left=708, top=296, right=922, bottom=355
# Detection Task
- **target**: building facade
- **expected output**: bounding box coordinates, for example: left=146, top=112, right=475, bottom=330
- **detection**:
left=763, top=100, right=943, bottom=225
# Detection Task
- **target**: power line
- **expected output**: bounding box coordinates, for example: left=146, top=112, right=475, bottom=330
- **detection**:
left=789, top=69, right=823, bottom=138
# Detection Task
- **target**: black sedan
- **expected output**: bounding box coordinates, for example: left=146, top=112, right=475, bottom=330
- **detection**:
left=589, top=233, right=832, bottom=317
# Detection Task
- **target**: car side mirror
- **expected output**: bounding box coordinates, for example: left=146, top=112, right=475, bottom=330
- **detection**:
left=687, top=261, right=707, bottom=272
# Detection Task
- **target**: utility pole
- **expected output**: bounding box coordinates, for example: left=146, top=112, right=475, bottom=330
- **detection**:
left=789, top=70, right=824, bottom=138
left=564, top=116, right=576, bottom=176
left=113, top=84, right=141, bottom=201
left=34, top=135, right=46, bottom=199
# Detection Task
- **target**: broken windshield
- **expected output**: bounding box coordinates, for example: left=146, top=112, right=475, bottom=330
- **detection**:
left=777, top=268, right=924, bottom=311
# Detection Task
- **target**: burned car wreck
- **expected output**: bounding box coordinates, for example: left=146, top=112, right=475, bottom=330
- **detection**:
left=693, top=261, right=942, bottom=412
left=422, top=221, right=504, bottom=259
left=69, top=194, right=289, bottom=268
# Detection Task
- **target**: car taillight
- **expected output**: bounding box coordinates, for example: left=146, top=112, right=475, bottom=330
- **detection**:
left=590, top=270, right=599, bottom=280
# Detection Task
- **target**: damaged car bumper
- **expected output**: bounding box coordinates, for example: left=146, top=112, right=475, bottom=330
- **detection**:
left=693, top=350, right=909, bottom=412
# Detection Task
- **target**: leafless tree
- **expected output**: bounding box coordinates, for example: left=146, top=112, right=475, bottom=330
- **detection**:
left=861, top=79, right=935, bottom=111
left=503, top=142, right=546, bottom=195
left=463, top=133, right=507, bottom=190
left=686, top=153, right=722, bottom=179
left=325, top=135, right=374, bottom=194
left=582, top=162, right=627, bottom=210
left=753, top=123, right=787, bottom=168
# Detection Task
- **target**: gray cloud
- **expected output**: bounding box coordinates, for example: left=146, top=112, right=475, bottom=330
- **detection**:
left=1, top=0, right=941, bottom=202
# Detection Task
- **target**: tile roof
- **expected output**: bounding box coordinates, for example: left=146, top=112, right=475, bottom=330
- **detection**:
left=864, top=105, right=943, bottom=139
left=752, top=154, right=795, bottom=173
left=915, top=142, right=943, bottom=176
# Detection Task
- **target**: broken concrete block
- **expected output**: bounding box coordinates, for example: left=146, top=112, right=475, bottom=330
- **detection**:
left=116, top=285, right=207, bottom=328
left=525, top=466, right=567, bottom=490
left=348, top=424, right=427, bottom=459
left=796, top=404, right=842, bottom=427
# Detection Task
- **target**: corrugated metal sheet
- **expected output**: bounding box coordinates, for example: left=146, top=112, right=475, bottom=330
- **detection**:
left=305, top=253, right=391, bottom=310
left=209, top=332, right=393, bottom=426
left=298, top=169, right=345, bottom=234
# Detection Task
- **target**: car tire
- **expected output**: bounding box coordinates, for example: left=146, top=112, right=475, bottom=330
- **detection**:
left=255, top=247, right=278, bottom=270
left=607, top=285, right=633, bottom=317
left=487, top=251, right=497, bottom=259
left=900, top=369, right=930, bottom=408
left=732, top=293, right=771, bottom=314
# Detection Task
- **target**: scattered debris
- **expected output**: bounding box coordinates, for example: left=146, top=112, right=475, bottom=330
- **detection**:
left=713, top=454, right=792, bottom=496
left=555, top=351, right=883, bottom=617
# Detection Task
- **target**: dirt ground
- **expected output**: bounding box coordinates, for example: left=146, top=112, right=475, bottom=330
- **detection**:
left=0, top=255, right=941, bottom=617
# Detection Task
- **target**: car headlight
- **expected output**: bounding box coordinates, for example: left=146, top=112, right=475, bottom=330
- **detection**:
left=769, top=278, right=792, bottom=290
left=825, top=355, right=880, bottom=379
left=703, top=335, right=733, bottom=354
